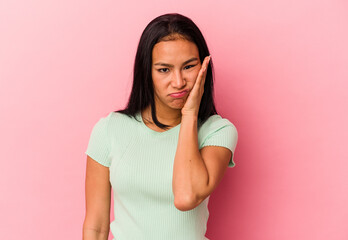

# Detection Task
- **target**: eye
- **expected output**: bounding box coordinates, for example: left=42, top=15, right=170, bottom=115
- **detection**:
left=184, top=65, right=195, bottom=70
left=158, top=68, right=169, bottom=73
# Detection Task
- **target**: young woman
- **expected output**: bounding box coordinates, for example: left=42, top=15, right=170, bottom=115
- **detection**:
left=83, top=13, right=238, bottom=240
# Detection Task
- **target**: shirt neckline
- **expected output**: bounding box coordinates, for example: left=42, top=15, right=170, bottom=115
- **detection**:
left=136, top=111, right=181, bottom=135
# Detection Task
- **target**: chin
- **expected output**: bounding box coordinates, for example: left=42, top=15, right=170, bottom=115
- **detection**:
left=172, top=98, right=187, bottom=104
left=168, top=102, right=185, bottom=110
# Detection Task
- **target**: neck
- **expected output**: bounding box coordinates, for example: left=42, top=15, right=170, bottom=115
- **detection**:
left=142, top=105, right=182, bottom=126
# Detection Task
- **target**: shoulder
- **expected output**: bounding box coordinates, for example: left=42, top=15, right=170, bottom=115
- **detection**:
left=198, top=114, right=239, bottom=168
left=199, top=114, right=237, bottom=134
left=105, top=111, right=135, bottom=126
left=105, top=111, right=140, bottom=139
left=91, top=111, right=130, bottom=134
left=198, top=114, right=238, bottom=150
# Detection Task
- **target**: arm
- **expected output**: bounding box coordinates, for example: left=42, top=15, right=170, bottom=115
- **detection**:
left=83, top=155, right=111, bottom=240
left=172, top=115, right=231, bottom=211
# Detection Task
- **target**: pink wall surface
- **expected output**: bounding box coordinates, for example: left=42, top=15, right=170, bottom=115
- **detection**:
left=1, top=0, right=347, bottom=239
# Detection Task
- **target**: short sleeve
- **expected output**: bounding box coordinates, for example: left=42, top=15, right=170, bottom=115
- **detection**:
left=199, top=116, right=238, bottom=168
left=85, top=114, right=111, bottom=167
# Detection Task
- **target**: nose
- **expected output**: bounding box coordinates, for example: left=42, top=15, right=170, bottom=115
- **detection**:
left=171, top=70, right=186, bottom=88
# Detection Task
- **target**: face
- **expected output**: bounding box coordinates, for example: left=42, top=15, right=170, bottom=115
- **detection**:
left=151, top=38, right=202, bottom=113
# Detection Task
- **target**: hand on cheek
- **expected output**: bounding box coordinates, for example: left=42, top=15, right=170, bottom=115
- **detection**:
left=181, top=55, right=211, bottom=117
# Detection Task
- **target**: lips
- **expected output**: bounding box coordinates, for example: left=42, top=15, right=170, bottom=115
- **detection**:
left=171, top=90, right=187, bottom=95
left=170, top=90, right=189, bottom=98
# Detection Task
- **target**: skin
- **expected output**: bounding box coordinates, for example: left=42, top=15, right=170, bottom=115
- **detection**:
left=83, top=36, right=223, bottom=238
left=139, top=37, right=232, bottom=212
left=141, top=37, right=211, bottom=130
left=142, top=36, right=231, bottom=212
left=83, top=156, right=111, bottom=238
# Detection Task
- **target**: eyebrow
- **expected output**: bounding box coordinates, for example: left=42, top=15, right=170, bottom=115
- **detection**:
left=153, top=57, right=199, bottom=67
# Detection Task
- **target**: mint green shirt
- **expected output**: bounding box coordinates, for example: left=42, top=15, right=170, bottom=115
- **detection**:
left=85, top=111, right=238, bottom=240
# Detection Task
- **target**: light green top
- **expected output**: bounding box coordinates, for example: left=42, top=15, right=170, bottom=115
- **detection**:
left=85, top=111, right=238, bottom=240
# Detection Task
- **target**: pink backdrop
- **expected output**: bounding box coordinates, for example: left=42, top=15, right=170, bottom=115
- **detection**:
left=1, top=0, right=347, bottom=239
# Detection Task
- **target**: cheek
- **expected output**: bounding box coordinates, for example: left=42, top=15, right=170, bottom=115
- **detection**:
left=186, top=69, right=200, bottom=81
left=152, top=80, right=168, bottom=96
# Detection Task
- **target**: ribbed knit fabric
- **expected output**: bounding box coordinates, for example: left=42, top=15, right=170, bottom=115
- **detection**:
left=85, top=110, right=238, bottom=240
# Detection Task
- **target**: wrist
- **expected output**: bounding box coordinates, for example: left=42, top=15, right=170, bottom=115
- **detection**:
left=181, top=114, right=198, bottom=122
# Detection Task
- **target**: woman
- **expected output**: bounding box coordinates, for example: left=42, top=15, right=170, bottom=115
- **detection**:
left=83, top=13, right=238, bottom=240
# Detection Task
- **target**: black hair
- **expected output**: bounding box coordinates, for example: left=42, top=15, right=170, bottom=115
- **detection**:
left=115, top=13, right=218, bottom=130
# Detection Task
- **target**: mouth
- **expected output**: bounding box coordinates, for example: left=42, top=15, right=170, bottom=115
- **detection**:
left=169, top=90, right=189, bottom=98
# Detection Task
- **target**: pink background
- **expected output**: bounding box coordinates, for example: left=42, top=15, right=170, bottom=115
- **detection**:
left=1, top=1, right=347, bottom=239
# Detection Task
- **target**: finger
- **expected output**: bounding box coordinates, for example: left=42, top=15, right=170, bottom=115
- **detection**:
left=202, top=56, right=210, bottom=72
left=206, top=55, right=211, bottom=68
left=195, top=56, right=210, bottom=90
left=201, top=68, right=207, bottom=92
left=199, top=59, right=208, bottom=79
left=202, top=56, right=210, bottom=78
left=201, top=56, right=210, bottom=89
left=197, top=62, right=206, bottom=82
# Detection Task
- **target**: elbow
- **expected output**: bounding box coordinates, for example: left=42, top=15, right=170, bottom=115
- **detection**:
left=174, top=193, right=199, bottom=211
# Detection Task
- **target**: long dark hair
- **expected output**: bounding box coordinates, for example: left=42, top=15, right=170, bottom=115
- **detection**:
left=115, top=13, right=218, bottom=130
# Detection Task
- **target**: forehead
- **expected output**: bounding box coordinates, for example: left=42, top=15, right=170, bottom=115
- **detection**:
left=152, top=39, right=199, bottom=61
